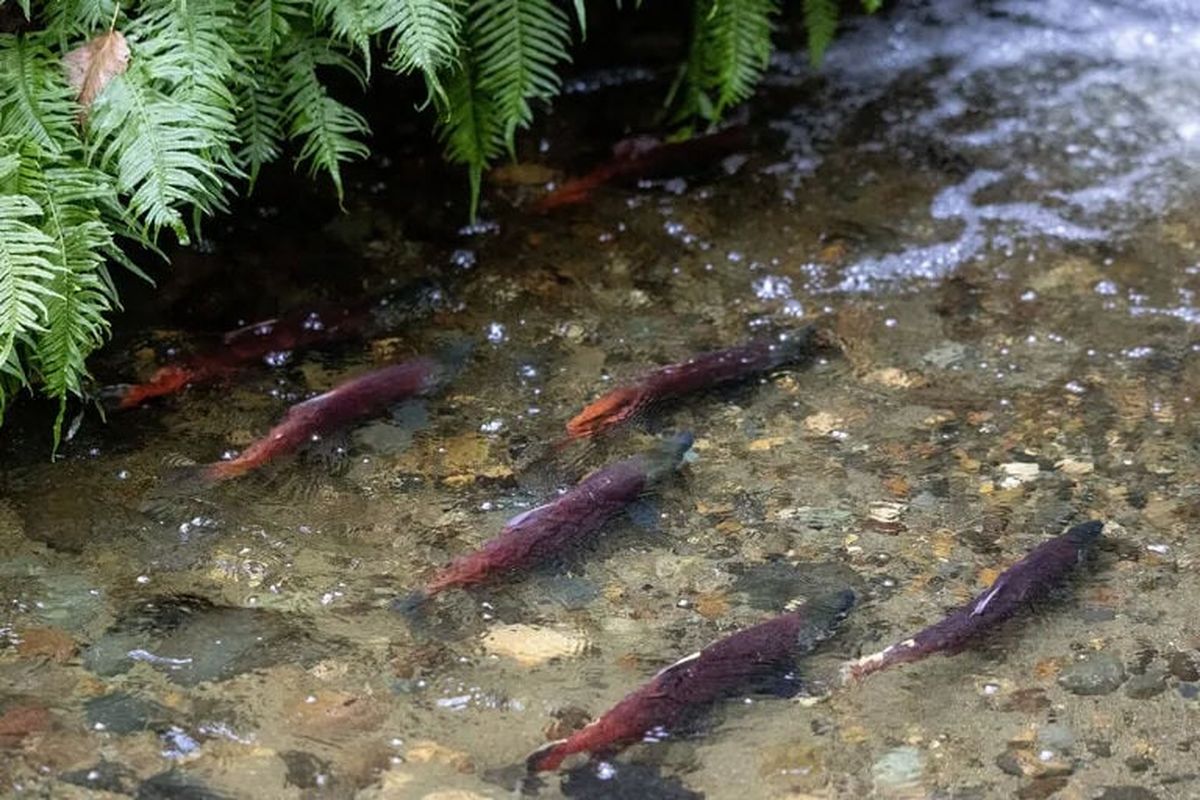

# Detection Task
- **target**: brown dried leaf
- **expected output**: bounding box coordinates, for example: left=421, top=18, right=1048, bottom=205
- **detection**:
left=63, top=30, right=130, bottom=118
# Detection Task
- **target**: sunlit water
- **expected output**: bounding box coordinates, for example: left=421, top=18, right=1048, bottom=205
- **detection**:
left=4, top=1, right=1200, bottom=797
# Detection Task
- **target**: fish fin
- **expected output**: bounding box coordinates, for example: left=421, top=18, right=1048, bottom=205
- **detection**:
left=505, top=500, right=557, bottom=530
left=391, top=590, right=431, bottom=617
left=526, top=738, right=571, bottom=773
left=654, top=650, right=701, bottom=679
left=971, top=578, right=1007, bottom=617
left=840, top=652, right=884, bottom=685
left=755, top=670, right=804, bottom=699
left=624, top=498, right=661, bottom=531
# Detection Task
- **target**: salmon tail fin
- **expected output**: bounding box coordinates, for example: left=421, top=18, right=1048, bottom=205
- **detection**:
left=390, top=589, right=431, bottom=617
left=840, top=650, right=887, bottom=685
left=525, top=738, right=571, bottom=773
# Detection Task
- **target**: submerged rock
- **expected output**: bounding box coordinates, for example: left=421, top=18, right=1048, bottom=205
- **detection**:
left=137, top=770, right=232, bottom=799
left=1056, top=653, right=1126, bottom=696
left=61, top=759, right=140, bottom=794
left=85, top=692, right=172, bottom=734
left=482, top=624, right=587, bottom=667
left=1124, top=667, right=1169, bottom=700
left=83, top=594, right=331, bottom=686
left=560, top=761, right=704, bottom=799
left=872, top=746, right=924, bottom=795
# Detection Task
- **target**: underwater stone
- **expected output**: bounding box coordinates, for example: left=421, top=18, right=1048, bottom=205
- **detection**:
left=85, top=692, right=171, bottom=734
left=1056, top=653, right=1126, bottom=696
left=1124, top=667, right=1169, bottom=700
left=872, top=746, right=924, bottom=793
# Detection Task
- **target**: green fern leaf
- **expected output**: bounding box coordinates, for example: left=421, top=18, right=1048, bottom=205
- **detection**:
left=702, top=0, right=778, bottom=113
left=312, top=0, right=377, bottom=69
left=44, top=0, right=119, bottom=39
left=803, top=0, right=838, bottom=65
left=473, top=0, right=572, bottom=152
left=437, top=56, right=502, bottom=219
left=0, top=33, right=80, bottom=156
left=0, top=192, right=61, bottom=382
left=382, top=0, right=461, bottom=104
left=245, top=0, right=307, bottom=58
left=861, top=0, right=882, bottom=12
left=234, top=65, right=287, bottom=188
left=280, top=37, right=371, bottom=201
left=18, top=159, right=117, bottom=444
left=87, top=66, right=229, bottom=243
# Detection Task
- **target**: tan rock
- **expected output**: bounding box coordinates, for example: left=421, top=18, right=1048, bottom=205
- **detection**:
left=482, top=624, right=585, bottom=667
left=16, top=627, right=76, bottom=663
left=803, top=412, right=844, bottom=436
left=406, top=739, right=474, bottom=773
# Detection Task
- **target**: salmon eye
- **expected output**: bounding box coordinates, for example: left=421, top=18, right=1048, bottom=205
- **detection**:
left=566, top=387, right=642, bottom=437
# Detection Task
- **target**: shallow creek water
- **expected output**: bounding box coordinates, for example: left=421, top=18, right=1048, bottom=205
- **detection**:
left=4, top=1, right=1200, bottom=798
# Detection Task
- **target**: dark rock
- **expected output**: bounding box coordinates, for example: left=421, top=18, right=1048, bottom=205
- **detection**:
left=83, top=594, right=332, bottom=686
left=61, top=760, right=140, bottom=794
left=1095, top=788, right=1158, bottom=800
left=1166, top=651, right=1200, bottom=682
left=1124, top=754, right=1154, bottom=773
left=1124, top=667, right=1168, bottom=700
left=1056, top=653, right=1126, bottom=696
left=1087, top=740, right=1113, bottom=758
left=85, top=692, right=172, bottom=734
left=280, top=750, right=334, bottom=790
left=732, top=560, right=860, bottom=611
left=1017, top=776, right=1068, bottom=800
left=137, top=770, right=232, bottom=800
left=1179, top=683, right=1199, bottom=700
left=561, top=761, right=704, bottom=799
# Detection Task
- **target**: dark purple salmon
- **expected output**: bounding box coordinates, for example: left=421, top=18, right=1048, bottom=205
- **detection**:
left=527, top=589, right=856, bottom=772
left=202, top=357, right=446, bottom=481
left=398, top=433, right=693, bottom=609
left=106, top=280, right=446, bottom=409
left=566, top=326, right=830, bottom=440
left=842, top=520, right=1104, bottom=682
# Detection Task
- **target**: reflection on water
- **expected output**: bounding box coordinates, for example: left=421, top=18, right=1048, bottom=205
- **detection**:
left=4, top=0, right=1200, bottom=797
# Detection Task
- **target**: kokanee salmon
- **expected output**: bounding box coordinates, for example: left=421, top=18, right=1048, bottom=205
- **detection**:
left=108, top=280, right=446, bottom=409
left=527, top=589, right=855, bottom=772
left=567, top=326, right=829, bottom=440
left=843, top=520, right=1104, bottom=682
left=203, top=357, right=446, bottom=481
left=397, top=433, right=694, bottom=610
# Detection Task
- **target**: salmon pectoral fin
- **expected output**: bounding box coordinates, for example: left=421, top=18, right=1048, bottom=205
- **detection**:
left=526, top=738, right=571, bottom=773
left=566, top=386, right=645, bottom=439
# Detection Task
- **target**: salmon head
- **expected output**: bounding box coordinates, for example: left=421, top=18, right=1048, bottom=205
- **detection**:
left=115, top=365, right=194, bottom=409
left=566, top=385, right=645, bottom=439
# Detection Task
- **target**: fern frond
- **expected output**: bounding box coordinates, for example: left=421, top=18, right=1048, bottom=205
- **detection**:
left=701, top=0, right=777, bottom=113
left=245, top=0, right=307, bottom=59
left=44, top=0, right=119, bottom=40
left=437, top=55, right=502, bottom=219
left=15, top=158, right=117, bottom=440
left=234, top=65, right=286, bottom=188
left=803, top=0, right=838, bottom=65
left=861, top=0, right=882, bottom=12
left=280, top=36, right=371, bottom=201
left=0, top=192, right=61, bottom=382
left=382, top=0, right=461, bottom=104
left=312, top=0, right=377, bottom=68
left=0, top=33, right=80, bottom=156
left=130, top=0, right=242, bottom=175
left=473, top=0, right=571, bottom=152
left=87, top=65, right=230, bottom=243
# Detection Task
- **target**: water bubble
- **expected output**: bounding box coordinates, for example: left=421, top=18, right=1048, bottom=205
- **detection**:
left=486, top=322, right=507, bottom=344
